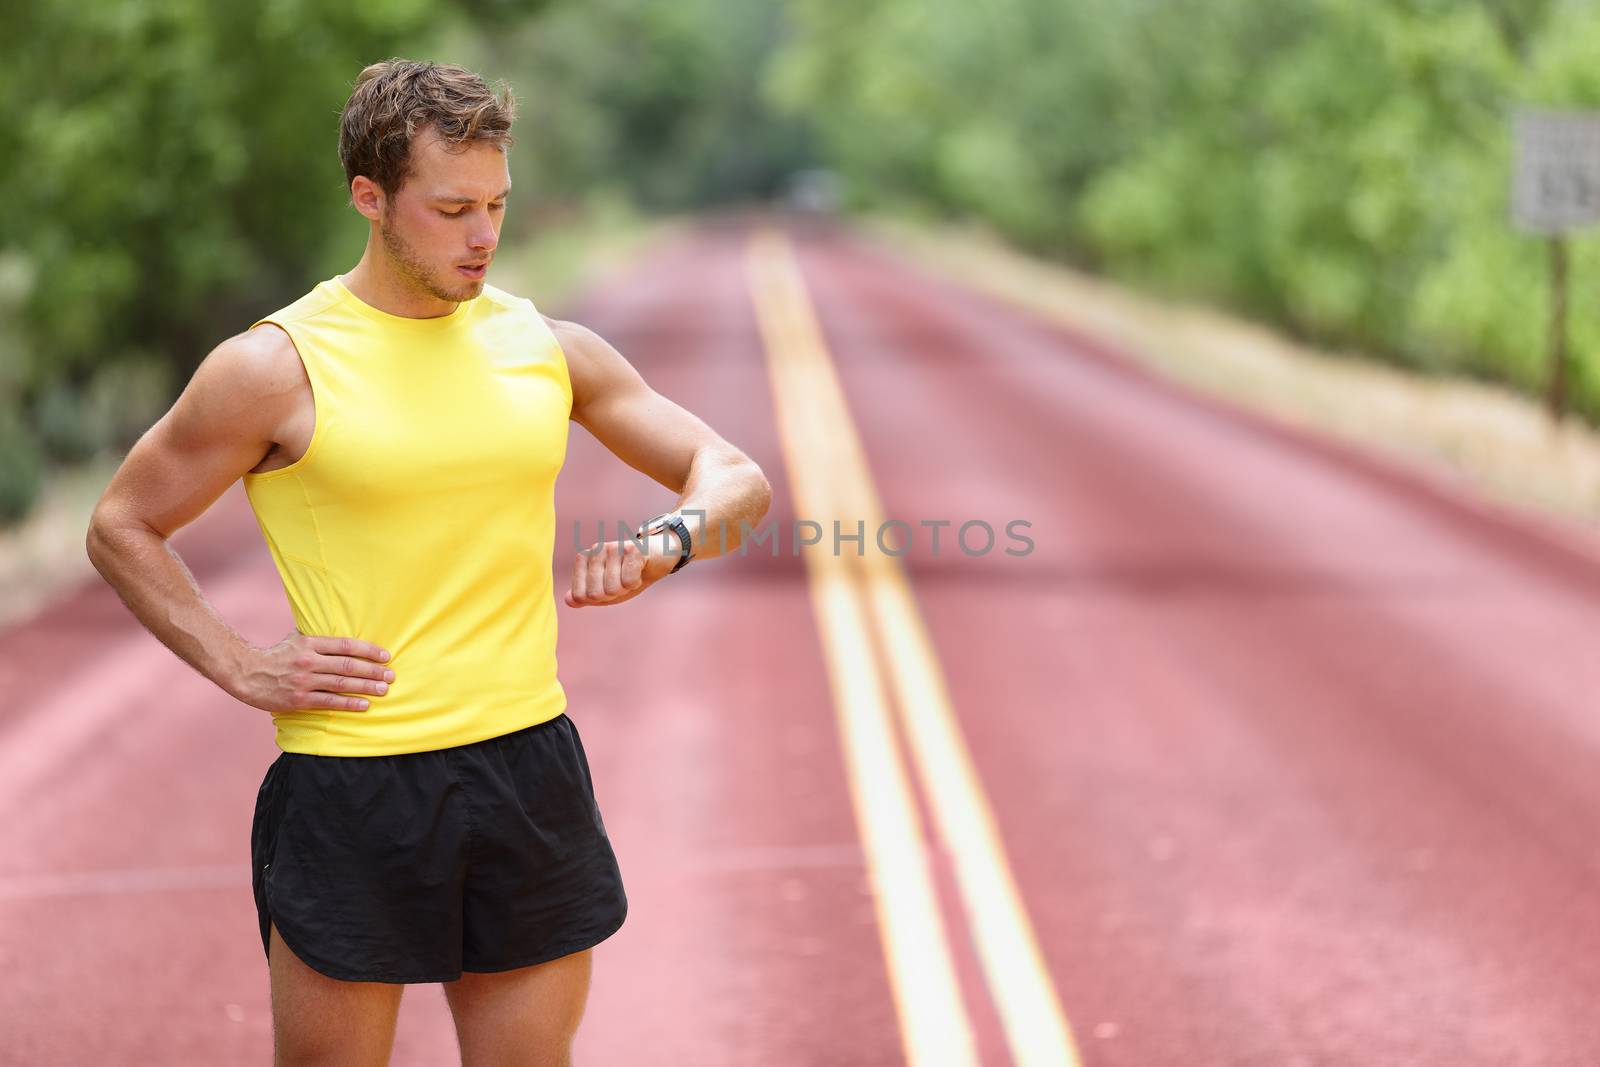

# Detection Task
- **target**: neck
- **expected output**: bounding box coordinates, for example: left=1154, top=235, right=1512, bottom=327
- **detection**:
left=343, top=238, right=460, bottom=320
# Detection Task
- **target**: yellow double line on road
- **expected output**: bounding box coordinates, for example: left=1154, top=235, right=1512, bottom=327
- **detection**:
left=745, top=228, right=1083, bottom=1067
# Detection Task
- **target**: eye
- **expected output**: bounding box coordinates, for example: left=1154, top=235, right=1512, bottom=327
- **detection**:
left=490, top=202, right=506, bottom=212
left=440, top=207, right=468, bottom=218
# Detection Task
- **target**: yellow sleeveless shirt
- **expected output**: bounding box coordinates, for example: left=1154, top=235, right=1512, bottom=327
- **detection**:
left=242, top=274, right=572, bottom=756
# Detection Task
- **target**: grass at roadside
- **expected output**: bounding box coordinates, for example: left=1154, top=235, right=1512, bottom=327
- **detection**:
left=859, top=214, right=1600, bottom=530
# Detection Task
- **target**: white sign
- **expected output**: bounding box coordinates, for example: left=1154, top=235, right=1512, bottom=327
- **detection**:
left=1513, top=108, right=1600, bottom=233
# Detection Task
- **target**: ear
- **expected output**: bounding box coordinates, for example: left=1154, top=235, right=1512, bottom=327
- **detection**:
left=350, top=175, right=384, bottom=223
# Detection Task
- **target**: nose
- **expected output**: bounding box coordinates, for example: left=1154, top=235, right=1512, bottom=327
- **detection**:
left=470, top=224, right=498, bottom=254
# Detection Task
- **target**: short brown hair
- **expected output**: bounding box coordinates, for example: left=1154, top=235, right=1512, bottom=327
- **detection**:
left=338, top=59, right=516, bottom=195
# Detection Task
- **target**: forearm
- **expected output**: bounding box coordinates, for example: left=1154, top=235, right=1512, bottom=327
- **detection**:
left=85, top=517, right=252, bottom=697
left=665, top=449, right=772, bottom=562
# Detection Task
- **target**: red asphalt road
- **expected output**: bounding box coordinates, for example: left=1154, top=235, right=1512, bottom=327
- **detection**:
left=4, top=215, right=1600, bottom=1065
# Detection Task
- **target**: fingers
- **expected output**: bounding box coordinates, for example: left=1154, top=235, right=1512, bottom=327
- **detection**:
left=306, top=634, right=390, bottom=665
left=287, top=634, right=396, bottom=711
left=303, top=672, right=389, bottom=698
left=303, top=691, right=373, bottom=712
left=570, top=550, right=588, bottom=605
left=604, top=538, right=640, bottom=597
left=298, top=636, right=395, bottom=682
left=320, top=653, right=394, bottom=683
left=569, top=540, right=647, bottom=607
left=587, top=541, right=608, bottom=598
left=282, top=673, right=373, bottom=711
left=571, top=543, right=610, bottom=605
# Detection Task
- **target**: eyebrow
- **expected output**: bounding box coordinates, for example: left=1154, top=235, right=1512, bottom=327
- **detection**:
left=434, top=185, right=513, bottom=205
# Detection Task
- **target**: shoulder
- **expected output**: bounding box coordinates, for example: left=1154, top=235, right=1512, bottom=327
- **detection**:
left=195, top=277, right=335, bottom=395
left=542, top=315, right=631, bottom=381
left=539, top=316, right=642, bottom=419
left=205, top=323, right=303, bottom=391
left=542, top=315, right=604, bottom=356
left=177, top=324, right=306, bottom=423
left=143, top=325, right=303, bottom=456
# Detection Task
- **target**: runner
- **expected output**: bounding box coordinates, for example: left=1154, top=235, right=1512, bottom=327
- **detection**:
left=84, top=58, right=771, bottom=1065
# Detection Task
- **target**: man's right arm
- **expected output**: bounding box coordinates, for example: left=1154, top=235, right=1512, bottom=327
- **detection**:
left=85, top=325, right=392, bottom=715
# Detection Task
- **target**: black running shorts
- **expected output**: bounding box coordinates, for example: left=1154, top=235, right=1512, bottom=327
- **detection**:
left=250, top=711, right=627, bottom=983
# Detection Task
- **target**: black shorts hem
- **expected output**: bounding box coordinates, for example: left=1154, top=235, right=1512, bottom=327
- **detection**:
left=460, top=906, right=629, bottom=977
left=266, top=895, right=629, bottom=985
left=270, top=910, right=458, bottom=985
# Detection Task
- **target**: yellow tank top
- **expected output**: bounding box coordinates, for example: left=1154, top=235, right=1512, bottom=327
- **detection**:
left=242, top=274, right=572, bottom=756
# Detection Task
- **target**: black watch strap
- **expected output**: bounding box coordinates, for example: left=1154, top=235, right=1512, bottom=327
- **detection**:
left=639, top=513, right=693, bottom=573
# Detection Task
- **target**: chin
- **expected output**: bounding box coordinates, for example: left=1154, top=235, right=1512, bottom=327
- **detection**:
left=430, top=277, right=481, bottom=302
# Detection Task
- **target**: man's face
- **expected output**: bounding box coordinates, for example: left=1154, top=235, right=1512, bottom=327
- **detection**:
left=376, top=130, right=510, bottom=303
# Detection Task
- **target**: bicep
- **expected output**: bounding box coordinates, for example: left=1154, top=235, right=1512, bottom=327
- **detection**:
left=92, top=329, right=291, bottom=539
left=561, top=320, right=727, bottom=492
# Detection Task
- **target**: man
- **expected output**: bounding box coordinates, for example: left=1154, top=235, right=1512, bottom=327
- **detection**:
left=85, top=58, right=772, bottom=1066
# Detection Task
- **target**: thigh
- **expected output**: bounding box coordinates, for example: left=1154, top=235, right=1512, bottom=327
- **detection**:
left=442, top=947, right=594, bottom=1067
left=269, top=920, right=406, bottom=1067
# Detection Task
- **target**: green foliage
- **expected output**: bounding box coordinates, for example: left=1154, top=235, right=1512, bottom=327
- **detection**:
left=771, top=0, right=1600, bottom=422
left=34, top=381, right=109, bottom=463
left=0, top=0, right=807, bottom=457
left=0, top=405, right=43, bottom=524
left=451, top=0, right=812, bottom=213
left=82, top=354, right=177, bottom=453
left=1, top=0, right=818, bottom=525
left=0, top=0, right=443, bottom=407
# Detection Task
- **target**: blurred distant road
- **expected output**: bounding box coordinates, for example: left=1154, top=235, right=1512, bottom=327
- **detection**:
left=5, top=215, right=1600, bottom=1066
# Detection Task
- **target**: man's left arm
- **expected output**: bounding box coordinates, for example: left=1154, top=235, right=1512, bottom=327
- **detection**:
left=550, top=316, right=772, bottom=607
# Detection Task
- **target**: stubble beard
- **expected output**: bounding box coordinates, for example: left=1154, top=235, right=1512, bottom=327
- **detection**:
left=379, top=208, right=482, bottom=305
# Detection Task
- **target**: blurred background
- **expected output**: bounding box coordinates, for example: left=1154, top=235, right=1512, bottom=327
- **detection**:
left=7, top=1, right=1600, bottom=549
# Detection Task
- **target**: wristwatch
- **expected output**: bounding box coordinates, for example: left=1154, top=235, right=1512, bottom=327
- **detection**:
left=636, top=511, right=693, bottom=573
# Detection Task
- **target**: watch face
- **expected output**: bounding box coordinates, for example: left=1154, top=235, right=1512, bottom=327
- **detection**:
left=640, top=518, right=678, bottom=547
